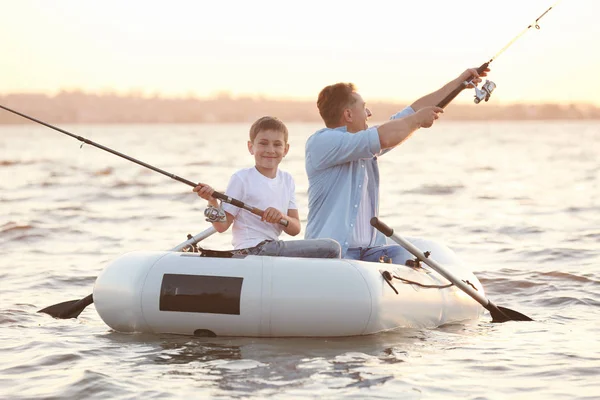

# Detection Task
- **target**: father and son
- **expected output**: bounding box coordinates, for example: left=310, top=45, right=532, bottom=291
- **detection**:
left=193, top=67, right=487, bottom=265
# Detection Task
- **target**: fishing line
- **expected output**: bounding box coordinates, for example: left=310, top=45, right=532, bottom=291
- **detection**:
left=487, top=0, right=563, bottom=64
left=0, top=104, right=289, bottom=227
left=438, top=0, right=563, bottom=108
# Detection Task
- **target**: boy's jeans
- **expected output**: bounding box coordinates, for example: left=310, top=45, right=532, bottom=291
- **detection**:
left=244, top=238, right=341, bottom=259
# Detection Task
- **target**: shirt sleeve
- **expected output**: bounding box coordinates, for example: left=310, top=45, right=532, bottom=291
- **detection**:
left=221, top=173, right=244, bottom=217
left=378, top=106, right=416, bottom=156
left=288, top=175, right=298, bottom=211
left=390, top=106, right=415, bottom=120
left=306, top=127, right=381, bottom=171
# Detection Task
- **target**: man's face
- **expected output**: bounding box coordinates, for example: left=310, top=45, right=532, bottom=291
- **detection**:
left=345, top=92, right=372, bottom=133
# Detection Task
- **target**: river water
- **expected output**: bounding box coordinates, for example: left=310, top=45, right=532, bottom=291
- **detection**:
left=1, top=121, right=598, bottom=399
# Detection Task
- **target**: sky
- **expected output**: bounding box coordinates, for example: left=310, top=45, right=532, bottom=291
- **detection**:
left=1, top=0, right=599, bottom=105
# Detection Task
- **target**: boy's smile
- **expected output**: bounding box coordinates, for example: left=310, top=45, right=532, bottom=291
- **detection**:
left=248, top=129, right=289, bottom=178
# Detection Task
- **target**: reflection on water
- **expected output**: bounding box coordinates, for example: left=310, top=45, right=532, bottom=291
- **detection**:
left=103, top=329, right=430, bottom=394
left=95, top=324, right=499, bottom=396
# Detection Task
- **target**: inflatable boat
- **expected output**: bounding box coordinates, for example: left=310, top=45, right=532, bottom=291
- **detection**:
left=93, top=237, right=485, bottom=337
left=6, top=105, right=532, bottom=329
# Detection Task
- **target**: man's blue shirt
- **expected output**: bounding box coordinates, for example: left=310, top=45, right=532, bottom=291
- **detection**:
left=304, top=107, right=415, bottom=256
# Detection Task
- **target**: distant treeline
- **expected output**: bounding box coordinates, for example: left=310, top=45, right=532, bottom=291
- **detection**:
left=1, top=91, right=600, bottom=124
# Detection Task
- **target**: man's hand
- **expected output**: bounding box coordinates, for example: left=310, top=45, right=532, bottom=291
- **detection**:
left=461, top=66, right=491, bottom=88
left=414, top=106, right=443, bottom=128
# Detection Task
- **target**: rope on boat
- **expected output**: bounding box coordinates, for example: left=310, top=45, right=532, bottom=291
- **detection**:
left=380, top=270, right=455, bottom=295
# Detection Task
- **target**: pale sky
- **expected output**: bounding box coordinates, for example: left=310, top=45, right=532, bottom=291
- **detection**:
left=1, top=0, right=598, bottom=105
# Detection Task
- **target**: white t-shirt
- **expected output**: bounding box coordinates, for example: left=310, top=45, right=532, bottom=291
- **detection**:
left=348, top=171, right=373, bottom=248
left=221, top=167, right=297, bottom=249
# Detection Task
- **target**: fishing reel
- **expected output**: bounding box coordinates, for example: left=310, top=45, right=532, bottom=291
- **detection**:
left=473, top=80, right=496, bottom=104
left=204, top=203, right=227, bottom=223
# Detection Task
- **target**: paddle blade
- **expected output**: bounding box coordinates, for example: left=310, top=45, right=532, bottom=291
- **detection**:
left=38, top=294, right=93, bottom=319
left=488, top=303, right=533, bottom=322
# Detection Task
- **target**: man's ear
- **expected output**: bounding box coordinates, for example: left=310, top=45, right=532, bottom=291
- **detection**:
left=283, top=143, right=290, bottom=157
left=247, top=140, right=254, bottom=154
left=343, top=108, right=352, bottom=122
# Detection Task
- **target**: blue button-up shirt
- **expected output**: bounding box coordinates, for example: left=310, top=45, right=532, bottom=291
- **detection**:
left=304, top=107, right=415, bottom=256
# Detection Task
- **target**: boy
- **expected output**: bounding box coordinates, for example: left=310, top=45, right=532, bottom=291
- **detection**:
left=194, top=116, right=341, bottom=258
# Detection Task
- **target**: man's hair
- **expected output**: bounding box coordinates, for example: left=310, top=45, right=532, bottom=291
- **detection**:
left=317, top=83, right=357, bottom=128
left=249, top=116, right=289, bottom=142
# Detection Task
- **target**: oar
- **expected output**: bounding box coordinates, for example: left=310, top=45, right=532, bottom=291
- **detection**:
left=170, top=226, right=218, bottom=252
left=0, top=104, right=288, bottom=227
left=38, top=226, right=217, bottom=319
left=370, top=217, right=533, bottom=322
left=37, top=294, right=94, bottom=320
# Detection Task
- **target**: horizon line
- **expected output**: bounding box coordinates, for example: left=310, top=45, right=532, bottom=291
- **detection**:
left=1, top=90, right=599, bottom=107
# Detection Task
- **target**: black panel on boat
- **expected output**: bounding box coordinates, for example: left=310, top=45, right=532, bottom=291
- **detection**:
left=160, top=274, right=243, bottom=315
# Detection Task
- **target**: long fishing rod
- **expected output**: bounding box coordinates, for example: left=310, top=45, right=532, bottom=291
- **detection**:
left=438, top=0, right=562, bottom=108
left=0, top=104, right=289, bottom=227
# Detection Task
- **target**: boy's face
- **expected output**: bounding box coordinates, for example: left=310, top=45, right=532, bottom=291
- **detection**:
left=248, top=129, right=289, bottom=172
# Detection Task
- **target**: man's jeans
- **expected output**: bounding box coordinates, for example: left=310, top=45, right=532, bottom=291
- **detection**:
left=345, top=244, right=413, bottom=265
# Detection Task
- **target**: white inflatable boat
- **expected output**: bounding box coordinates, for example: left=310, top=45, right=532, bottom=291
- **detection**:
left=93, top=237, right=484, bottom=337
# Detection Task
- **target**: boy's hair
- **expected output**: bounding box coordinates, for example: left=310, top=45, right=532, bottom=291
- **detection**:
left=317, top=83, right=357, bottom=128
left=249, top=116, right=289, bottom=143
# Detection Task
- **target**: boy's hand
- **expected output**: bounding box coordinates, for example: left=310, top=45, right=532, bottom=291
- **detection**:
left=262, top=207, right=285, bottom=224
left=193, top=183, right=216, bottom=202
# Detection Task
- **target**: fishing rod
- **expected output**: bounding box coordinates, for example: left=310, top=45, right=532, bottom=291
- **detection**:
left=438, top=0, right=562, bottom=108
left=0, top=104, right=289, bottom=227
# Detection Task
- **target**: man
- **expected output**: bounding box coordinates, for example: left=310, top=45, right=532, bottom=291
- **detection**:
left=304, top=68, right=487, bottom=263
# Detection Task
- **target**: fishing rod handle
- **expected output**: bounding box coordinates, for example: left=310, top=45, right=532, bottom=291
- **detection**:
left=437, top=62, right=490, bottom=109
left=178, top=177, right=289, bottom=228
left=210, top=191, right=289, bottom=227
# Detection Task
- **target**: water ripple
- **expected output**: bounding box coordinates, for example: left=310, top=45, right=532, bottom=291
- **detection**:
left=1, top=122, right=599, bottom=400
